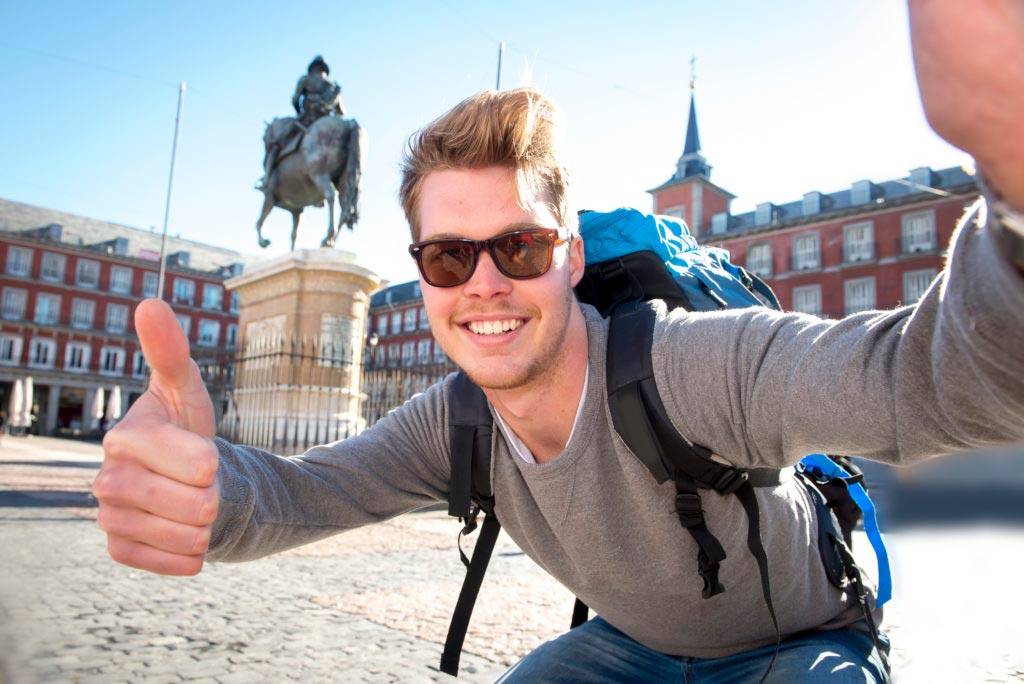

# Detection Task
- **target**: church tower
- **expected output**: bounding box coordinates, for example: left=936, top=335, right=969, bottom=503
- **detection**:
left=648, top=62, right=734, bottom=236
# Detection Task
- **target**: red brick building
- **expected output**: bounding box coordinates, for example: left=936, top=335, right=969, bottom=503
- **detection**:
left=367, top=279, right=447, bottom=369
left=0, top=198, right=255, bottom=436
left=649, top=91, right=979, bottom=318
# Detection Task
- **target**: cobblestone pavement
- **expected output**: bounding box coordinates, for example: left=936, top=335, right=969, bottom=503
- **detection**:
left=1, top=436, right=1023, bottom=683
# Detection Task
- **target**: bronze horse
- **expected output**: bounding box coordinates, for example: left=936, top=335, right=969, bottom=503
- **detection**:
left=256, top=115, right=365, bottom=250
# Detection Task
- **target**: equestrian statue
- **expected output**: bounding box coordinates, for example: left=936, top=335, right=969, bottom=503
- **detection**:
left=257, top=56, right=365, bottom=250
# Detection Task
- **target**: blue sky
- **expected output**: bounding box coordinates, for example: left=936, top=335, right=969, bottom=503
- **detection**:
left=0, top=1, right=970, bottom=285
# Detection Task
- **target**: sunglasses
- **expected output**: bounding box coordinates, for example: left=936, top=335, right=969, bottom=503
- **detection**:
left=408, top=228, right=568, bottom=288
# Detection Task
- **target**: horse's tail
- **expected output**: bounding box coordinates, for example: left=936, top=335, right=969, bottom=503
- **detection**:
left=335, top=119, right=365, bottom=230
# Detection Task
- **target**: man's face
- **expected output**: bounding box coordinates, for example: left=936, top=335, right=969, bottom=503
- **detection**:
left=416, top=166, right=584, bottom=391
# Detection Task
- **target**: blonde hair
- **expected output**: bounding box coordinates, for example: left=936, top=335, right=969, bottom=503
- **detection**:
left=399, top=88, right=572, bottom=240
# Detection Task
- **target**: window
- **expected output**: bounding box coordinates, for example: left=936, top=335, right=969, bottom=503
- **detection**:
left=387, top=342, right=400, bottom=368
left=746, top=243, right=773, bottom=277
left=902, top=211, right=936, bottom=253
left=0, top=335, right=22, bottom=365
left=71, top=298, right=96, bottom=329
left=375, top=314, right=388, bottom=337
left=418, top=306, right=429, bottom=330
left=110, top=266, right=133, bottom=294
left=390, top=311, right=402, bottom=335
left=2, top=288, right=27, bottom=320
left=401, top=341, right=415, bottom=367
left=433, top=342, right=447, bottom=364
left=403, top=308, right=417, bottom=332
left=843, top=222, right=874, bottom=263
left=226, top=324, right=238, bottom=347
left=40, top=252, right=66, bottom=282
left=198, top=319, right=221, bottom=347
left=664, top=205, right=686, bottom=222
left=76, top=259, right=101, bottom=288
left=132, top=350, right=148, bottom=377
left=172, top=278, right=195, bottom=305
left=100, top=346, right=126, bottom=375
left=903, top=269, right=937, bottom=304
left=202, top=284, right=224, bottom=310
left=5, top=246, right=32, bottom=277
left=844, top=277, right=876, bottom=315
left=176, top=315, right=191, bottom=340
left=791, top=285, right=822, bottom=316
left=34, top=293, right=61, bottom=325
left=229, top=291, right=241, bottom=313
left=29, top=339, right=56, bottom=368
left=106, top=303, right=129, bottom=333
left=65, top=342, right=91, bottom=372
left=792, top=233, right=820, bottom=271
left=142, top=271, right=159, bottom=298
left=417, top=339, right=431, bottom=365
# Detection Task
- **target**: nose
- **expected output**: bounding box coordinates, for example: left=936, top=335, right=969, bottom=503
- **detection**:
left=462, top=250, right=512, bottom=298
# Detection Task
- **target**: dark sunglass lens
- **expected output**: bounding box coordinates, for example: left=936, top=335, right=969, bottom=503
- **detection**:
left=494, top=231, right=553, bottom=277
left=420, top=241, right=475, bottom=286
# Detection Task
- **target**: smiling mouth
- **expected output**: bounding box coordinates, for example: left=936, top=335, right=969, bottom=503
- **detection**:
left=466, top=319, right=525, bottom=335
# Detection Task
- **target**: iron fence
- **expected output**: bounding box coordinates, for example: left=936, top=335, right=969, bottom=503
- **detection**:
left=204, top=336, right=456, bottom=455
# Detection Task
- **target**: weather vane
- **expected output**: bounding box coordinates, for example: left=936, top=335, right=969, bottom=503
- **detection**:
left=689, top=55, right=697, bottom=91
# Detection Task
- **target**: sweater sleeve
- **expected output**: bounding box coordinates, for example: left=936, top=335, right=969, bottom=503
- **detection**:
left=652, top=194, right=1024, bottom=468
left=207, top=378, right=453, bottom=562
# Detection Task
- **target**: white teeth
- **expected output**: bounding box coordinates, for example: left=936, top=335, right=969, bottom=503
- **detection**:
left=467, top=319, right=523, bottom=335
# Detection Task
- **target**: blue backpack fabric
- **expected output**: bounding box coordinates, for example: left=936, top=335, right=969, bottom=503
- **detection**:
left=580, top=208, right=781, bottom=311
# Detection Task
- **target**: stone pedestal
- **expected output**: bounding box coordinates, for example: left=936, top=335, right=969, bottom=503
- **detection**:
left=224, top=248, right=383, bottom=453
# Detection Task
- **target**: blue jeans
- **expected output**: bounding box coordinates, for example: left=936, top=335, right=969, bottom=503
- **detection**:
left=496, top=617, right=890, bottom=683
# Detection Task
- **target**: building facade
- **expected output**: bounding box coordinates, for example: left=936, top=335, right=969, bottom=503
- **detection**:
left=649, top=91, right=979, bottom=318
left=367, top=279, right=448, bottom=370
left=0, top=198, right=255, bottom=436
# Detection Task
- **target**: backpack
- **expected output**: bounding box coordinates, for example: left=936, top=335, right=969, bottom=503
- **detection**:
left=440, top=208, right=891, bottom=678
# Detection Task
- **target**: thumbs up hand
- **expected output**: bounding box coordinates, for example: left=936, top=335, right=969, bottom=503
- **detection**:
left=93, top=299, right=220, bottom=575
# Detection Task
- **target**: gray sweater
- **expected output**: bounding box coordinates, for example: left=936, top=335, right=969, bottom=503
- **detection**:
left=209, top=198, right=1024, bottom=658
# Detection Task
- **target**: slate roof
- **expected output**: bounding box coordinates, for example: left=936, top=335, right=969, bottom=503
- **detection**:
left=0, top=197, right=260, bottom=274
left=711, top=166, right=978, bottom=238
left=370, top=279, right=422, bottom=308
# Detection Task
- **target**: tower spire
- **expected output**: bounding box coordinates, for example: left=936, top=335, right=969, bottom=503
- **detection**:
left=676, top=55, right=711, bottom=180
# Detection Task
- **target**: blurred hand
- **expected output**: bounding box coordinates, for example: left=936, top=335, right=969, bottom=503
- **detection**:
left=909, top=0, right=1024, bottom=207
left=93, top=299, right=219, bottom=575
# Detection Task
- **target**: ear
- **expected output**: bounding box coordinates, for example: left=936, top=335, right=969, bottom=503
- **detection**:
left=568, top=235, right=586, bottom=288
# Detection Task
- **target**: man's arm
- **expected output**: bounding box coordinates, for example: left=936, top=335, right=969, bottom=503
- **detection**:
left=291, top=76, right=306, bottom=115
left=207, top=383, right=453, bottom=562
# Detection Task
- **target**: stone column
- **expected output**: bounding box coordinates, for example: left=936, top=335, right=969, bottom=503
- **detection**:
left=44, top=384, right=61, bottom=436
left=225, top=248, right=382, bottom=453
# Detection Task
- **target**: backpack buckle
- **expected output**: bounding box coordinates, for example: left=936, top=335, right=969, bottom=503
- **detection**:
left=675, top=492, right=705, bottom=527
left=712, top=469, right=748, bottom=495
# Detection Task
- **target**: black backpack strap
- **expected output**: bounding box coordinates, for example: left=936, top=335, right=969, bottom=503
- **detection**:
left=605, top=300, right=781, bottom=679
left=448, top=372, right=494, bottom=518
left=571, top=598, right=590, bottom=628
left=440, top=512, right=501, bottom=676
left=442, top=371, right=497, bottom=677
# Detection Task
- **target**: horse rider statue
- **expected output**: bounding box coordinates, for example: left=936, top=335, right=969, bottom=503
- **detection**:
left=261, top=56, right=346, bottom=188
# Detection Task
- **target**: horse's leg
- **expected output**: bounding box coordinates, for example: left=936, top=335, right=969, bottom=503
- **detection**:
left=255, top=191, right=274, bottom=248
left=290, top=210, right=302, bottom=251
left=310, top=173, right=337, bottom=248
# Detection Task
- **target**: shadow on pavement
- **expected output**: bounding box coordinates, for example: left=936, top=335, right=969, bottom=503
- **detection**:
left=1, top=460, right=101, bottom=469
left=0, top=490, right=97, bottom=508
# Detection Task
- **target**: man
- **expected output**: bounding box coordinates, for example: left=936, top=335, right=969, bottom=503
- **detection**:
left=292, top=55, right=345, bottom=127
left=96, top=2, right=1024, bottom=681
left=262, top=56, right=346, bottom=185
